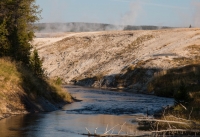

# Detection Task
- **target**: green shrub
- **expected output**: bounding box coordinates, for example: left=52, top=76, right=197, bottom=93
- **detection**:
left=55, top=77, right=63, bottom=85
left=30, top=49, right=44, bottom=77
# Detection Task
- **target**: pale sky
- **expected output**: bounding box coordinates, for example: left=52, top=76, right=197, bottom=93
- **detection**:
left=35, top=0, right=200, bottom=27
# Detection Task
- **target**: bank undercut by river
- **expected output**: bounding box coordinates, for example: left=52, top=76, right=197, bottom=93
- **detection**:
left=0, top=58, right=73, bottom=120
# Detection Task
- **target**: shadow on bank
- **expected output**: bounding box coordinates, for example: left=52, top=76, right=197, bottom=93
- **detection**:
left=15, top=63, right=73, bottom=113
left=74, top=64, right=200, bottom=120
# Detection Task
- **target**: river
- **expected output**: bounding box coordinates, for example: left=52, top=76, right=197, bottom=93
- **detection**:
left=0, top=85, right=174, bottom=137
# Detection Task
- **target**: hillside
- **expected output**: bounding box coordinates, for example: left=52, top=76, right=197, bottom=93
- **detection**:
left=32, top=27, right=200, bottom=122
left=33, top=28, right=200, bottom=92
left=0, top=58, right=72, bottom=120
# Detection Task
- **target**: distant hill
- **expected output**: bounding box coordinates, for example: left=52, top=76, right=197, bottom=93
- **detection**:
left=35, top=22, right=172, bottom=33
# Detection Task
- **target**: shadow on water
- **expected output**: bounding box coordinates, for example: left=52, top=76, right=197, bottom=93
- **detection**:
left=0, top=114, right=43, bottom=137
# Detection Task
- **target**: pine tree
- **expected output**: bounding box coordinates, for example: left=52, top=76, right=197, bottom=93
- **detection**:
left=9, top=0, right=41, bottom=64
left=0, top=0, right=41, bottom=64
left=0, top=1, right=10, bottom=56
left=0, top=19, right=9, bottom=56
left=30, top=49, right=44, bottom=77
left=0, top=0, right=45, bottom=76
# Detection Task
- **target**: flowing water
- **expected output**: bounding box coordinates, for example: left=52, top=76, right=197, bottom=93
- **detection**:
left=0, top=85, right=174, bottom=137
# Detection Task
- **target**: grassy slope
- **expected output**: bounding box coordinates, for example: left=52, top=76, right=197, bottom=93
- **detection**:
left=143, top=63, right=200, bottom=131
left=147, top=62, right=200, bottom=121
left=0, top=58, right=72, bottom=119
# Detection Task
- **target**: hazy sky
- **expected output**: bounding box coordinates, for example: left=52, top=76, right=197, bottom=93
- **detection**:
left=35, top=0, right=200, bottom=27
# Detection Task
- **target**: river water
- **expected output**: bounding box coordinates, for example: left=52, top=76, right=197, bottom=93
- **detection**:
left=0, top=85, right=174, bottom=137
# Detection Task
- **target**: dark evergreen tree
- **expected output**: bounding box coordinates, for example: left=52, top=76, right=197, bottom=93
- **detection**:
left=0, top=19, right=9, bottom=56
left=0, top=0, right=41, bottom=64
left=0, top=0, right=45, bottom=77
left=30, top=49, right=44, bottom=76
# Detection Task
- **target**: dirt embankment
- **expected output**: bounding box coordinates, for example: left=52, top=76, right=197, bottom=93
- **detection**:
left=0, top=93, right=65, bottom=120
left=33, top=28, right=200, bottom=92
left=0, top=59, right=73, bottom=120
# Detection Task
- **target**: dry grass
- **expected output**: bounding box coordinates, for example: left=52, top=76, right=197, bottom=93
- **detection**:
left=147, top=64, right=200, bottom=122
left=128, top=34, right=154, bottom=49
left=171, top=56, right=200, bottom=67
left=128, top=65, right=135, bottom=71
left=48, top=78, right=72, bottom=102
left=148, top=64, right=200, bottom=95
left=0, top=58, right=21, bottom=90
left=149, top=114, right=200, bottom=135
left=0, top=57, right=72, bottom=116
left=0, top=58, right=25, bottom=114
left=163, top=103, right=200, bottom=127
left=17, top=61, right=72, bottom=103
left=94, top=73, right=104, bottom=81
left=186, top=44, right=200, bottom=56
left=187, top=44, right=200, bottom=51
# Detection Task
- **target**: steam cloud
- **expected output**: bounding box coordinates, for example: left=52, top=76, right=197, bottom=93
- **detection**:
left=118, top=1, right=142, bottom=26
left=37, top=1, right=200, bottom=33
left=37, top=1, right=142, bottom=33
left=193, top=1, right=200, bottom=27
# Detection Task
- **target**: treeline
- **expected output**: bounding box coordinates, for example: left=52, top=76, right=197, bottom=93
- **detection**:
left=35, top=23, right=173, bottom=33
left=0, top=0, right=43, bottom=76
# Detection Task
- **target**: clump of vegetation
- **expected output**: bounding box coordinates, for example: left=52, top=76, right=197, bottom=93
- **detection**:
left=30, top=49, right=44, bottom=77
left=93, top=73, right=104, bottom=81
left=187, top=44, right=200, bottom=52
left=173, top=57, right=192, bottom=65
left=54, top=77, right=63, bottom=85
left=148, top=64, right=200, bottom=97
left=147, top=64, right=200, bottom=122
left=186, top=44, right=200, bottom=56
left=128, top=34, right=154, bottom=49
left=0, top=58, right=21, bottom=91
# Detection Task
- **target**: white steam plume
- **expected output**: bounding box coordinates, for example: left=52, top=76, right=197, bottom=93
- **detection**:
left=37, top=1, right=143, bottom=33
left=118, top=1, right=142, bottom=26
left=193, top=1, right=200, bottom=27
